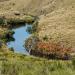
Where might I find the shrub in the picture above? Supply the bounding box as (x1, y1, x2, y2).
(33, 41, 72, 59)
(0, 18, 5, 25)
(1, 30, 15, 42)
(7, 19, 25, 25)
(0, 40, 2, 48)
(43, 35, 48, 41)
(7, 30, 15, 35)
(10, 47, 14, 52)
(24, 16, 35, 23)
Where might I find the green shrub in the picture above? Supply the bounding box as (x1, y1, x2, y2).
(7, 30, 15, 35)
(72, 58, 75, 69)
(1, 30, 15, 42)
(9, 47, 14, 52)
(24, 16, 35, 23)
(7, 19, 25, 25)
(0, 18, 5, 25)
(0, 40, 2, 48)
(43, 35, 48, 41)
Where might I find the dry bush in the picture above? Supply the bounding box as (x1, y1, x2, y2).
(35, 41, 72, 59)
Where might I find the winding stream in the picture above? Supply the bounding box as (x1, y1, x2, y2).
(7, 24, 32, 54)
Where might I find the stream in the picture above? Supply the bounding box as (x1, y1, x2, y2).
(7, 24, 32, 54)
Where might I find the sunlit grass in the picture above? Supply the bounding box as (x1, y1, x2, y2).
(0, 51, 75, 75)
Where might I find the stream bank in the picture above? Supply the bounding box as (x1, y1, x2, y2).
(7, 24, 32, 54)
(0, 14, 72, 60)
(0, 15, 36, 53)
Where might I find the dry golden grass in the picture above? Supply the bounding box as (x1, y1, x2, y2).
(0, 0, 75, 54)
(37, 0, 75, 53)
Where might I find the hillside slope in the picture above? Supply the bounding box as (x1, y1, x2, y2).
(0, 0, 74, 15)
(0, 0, 75, 51)
(38, 0, 75, 50)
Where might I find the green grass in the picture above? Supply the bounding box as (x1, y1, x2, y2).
(0, 51, 75, 75)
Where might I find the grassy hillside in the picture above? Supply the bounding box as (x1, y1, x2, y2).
(38, 0, 75, 51)
(0, 50, 75, 75)
(0, 0, 75, 15)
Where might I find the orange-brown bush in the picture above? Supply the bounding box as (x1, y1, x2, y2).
(35, 41, 72, 59)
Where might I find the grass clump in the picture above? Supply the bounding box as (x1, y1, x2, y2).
(0, 17, 5, 25)
(24, 15, 35, 23)
(1, 30, 15, 42)
(0, 59, 75, 75)
(7, 18, 25, 25)
(72, 58, 75, 69)
(43, 35, 48, 41)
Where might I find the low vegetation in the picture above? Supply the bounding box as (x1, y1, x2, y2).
(35, 41, 72, 59)
(7, 18, 25, 25)
(0, 15, 35, 27)
(43, 35, 49, 41)
(24, 15, 35, 23)
(0, 50, 75, 75)
(0, 17, 5, 25)
(25, 36, 73, 60)
(1, 30, 15, 42)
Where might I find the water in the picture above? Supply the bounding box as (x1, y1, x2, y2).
(7, 24, 32, 54)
